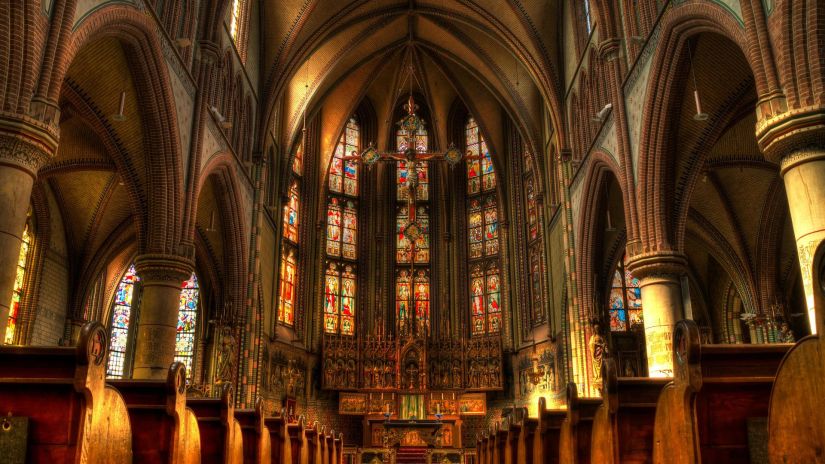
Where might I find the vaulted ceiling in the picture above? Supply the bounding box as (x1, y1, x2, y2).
(259, 0, 563, 160)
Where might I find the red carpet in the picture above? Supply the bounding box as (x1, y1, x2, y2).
(395, 447, 428, 464)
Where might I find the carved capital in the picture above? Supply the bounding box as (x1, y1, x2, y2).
(756, 105, 825, 164)
(0, 116, 58, 176)
(779, 147, 825, 175)
(134, 253, 194, 284)
(625, 250, 687, 281)
(597, 39, 622, 61)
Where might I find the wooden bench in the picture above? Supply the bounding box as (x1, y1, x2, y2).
(652, 319, 791, 463)
(332, 433, 342, 464)
(0, 321, 132, 463)
(531, 397, 565, 464)
(305, 423, 320, 464)
(590, 358, 669, 464)
(768, 242, 825, 463)
(558, 382, 601, 464)
(235, 398, 271, 464)
(264, 413, 290, 463)
(517, 409, 539, 463)
(188, 383, 244, 464)
(502, 407, 526, 464)
(109, 361, 200, 464)
(286, 417, 309, 464)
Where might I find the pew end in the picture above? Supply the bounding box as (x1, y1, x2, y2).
(236, 397, 271, 464)
(0, 321, 132, 463)
(188, 383, 244, 464)
(559, 382, 600, 464)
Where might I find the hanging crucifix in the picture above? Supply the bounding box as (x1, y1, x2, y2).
(343, 58, 482, 337)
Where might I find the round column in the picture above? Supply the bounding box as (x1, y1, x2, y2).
(626, 252, 688, 378)
(132, 254, 193, 379)
(778, 148, 825, 333)
(0, 120, 56, 339)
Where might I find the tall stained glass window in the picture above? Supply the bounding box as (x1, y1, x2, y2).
(523, 145, 547, 326)
(466, 117, 501, 336)
(324, 263, 356, 335)
(324, 116, 359, 336)
(583, 0, 592, 34)
(175, 273, 199, 380)
(280, 141, 302, 329)
(329, 118, 359, 197)
(107, 265, 140, 378)
(608, 253, 643, 332)
(5, 224, 31, 344)
(278, 248, 297, 326)
(230, 0, 243, 39)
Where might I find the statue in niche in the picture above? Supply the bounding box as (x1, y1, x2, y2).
(779, 322, 795, 343)
(324, 359, 335, 388)
(452, 360, 462, 388)
(384, 360, 394, 388)
(215, 326, 236, 384)
(589, 323, 608, 388)
(347, 359, 357, 387)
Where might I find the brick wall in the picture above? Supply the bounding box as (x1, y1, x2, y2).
(30, 249, 69, 345)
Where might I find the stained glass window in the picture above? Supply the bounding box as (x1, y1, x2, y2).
(529, 247, 545, 324)
(283, 180, 300, 243)
(329, 118, 359, 197)
(465, 118, 496, 195)
(4, 224, 31, 344)
(107, 265, 139, 378)
(396, 270, 411, 331)
(397, 127, 429, 200)
(292, 140, 303, 175)
(609, 253, 643, 332)
(466, 117, 502, 336)
(324, 263, 355, 335)
(583, 0, 592, 34)
(278, 247, 297, 326)
(526, 177, 539, 242)
(414, 271, 430, 331)
(396, 206, 430, 264)
(326, 198, 357, 260)
(175, 273, 199, 380)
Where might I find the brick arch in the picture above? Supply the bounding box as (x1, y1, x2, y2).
(62, 4, 184, 256)
(575, 152, 627, 322)
(194, 153, 249, 320)
(635, 5, 757, 254)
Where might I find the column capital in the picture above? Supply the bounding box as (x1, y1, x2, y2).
(625, 251, 687, 281)
(756, 105, 825, 164)
(134, 253, 193, 284)
(0, 115, 58, 176)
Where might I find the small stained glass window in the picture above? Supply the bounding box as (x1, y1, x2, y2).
(107, 265, 140, 378)
(175, 273, 199, 380)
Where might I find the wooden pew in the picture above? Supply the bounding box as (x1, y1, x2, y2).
(264, 413, 290, 464)
(188, 383, 244, 464)
(531, 397, 565, 464)
(305, 424, 320, 464)
(235, 398, 271, 464)
(324, 429, 335, 464)
(332, 433, 342, 464)
(476, 433, 487, 464)
(558, 382, 601, 464)
(589, 358, 669, 464)
(0, 321, 132, 463)
(768, 241, 825, 463)
(502, 408, 526, 464)
(652, 319, 791, 464)
(109, 361, 201, 464)
(286, 417, 309, 464)
(494, 422, 507, 464)
(517, 410, 539, 463)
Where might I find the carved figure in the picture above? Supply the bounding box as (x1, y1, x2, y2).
(216, 326, 236, 384)
(589, 323, 608, 387)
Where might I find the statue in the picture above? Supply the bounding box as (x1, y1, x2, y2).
(779, 322, 795, 343)
(216, 326, 236, 384)
(589, 323, 608, 388)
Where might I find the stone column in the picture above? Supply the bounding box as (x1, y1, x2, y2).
(626, 252, 688, 378)
(132, 254, 193, 379)
(776, 149, 825, 333)
(0, 120, 56, 338)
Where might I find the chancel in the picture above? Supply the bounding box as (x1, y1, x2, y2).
(1, 1, 825, 463)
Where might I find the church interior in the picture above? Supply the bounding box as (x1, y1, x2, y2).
(1, 0, 824, 463)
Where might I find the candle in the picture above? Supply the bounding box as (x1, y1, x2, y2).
(437, 403, 440, 415)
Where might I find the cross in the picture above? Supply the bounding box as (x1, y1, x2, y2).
(345, 92, 484, 337)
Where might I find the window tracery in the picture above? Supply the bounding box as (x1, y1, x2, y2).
(5, 223, 30, 344)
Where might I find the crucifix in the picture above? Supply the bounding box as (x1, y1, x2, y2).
(343, 56, 483, 337)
